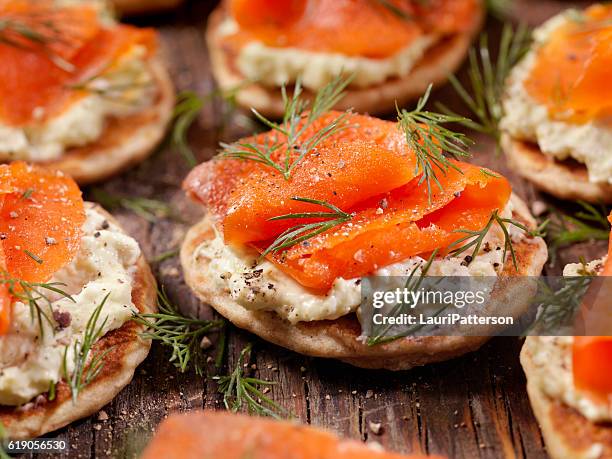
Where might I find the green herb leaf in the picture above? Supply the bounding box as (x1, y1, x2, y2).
(90, 188, 175, 223)
(132, 288, 224, 376)
(437, 23, 531, 153)
(215, 343, 288, 419)
(260, 197, 353, 259)
(448, 209, 533, 271)
(544, 202, 610, 266)
(0, 272, 74, 339)
(220, 74, 353, 180)
(397, 83, 473, 203)
(62, 293, 114, 403)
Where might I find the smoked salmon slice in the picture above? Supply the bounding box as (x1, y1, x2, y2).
(185, 112, 419, 244)
(0, 162, 85, 284)
(524, 4, 612, 124)
(258, 164, 511, 290)
(141, 411, 445, 459)
(226, 0, 479, 58)
(0, 0, 157, 126)
(572, 212, 612, 401)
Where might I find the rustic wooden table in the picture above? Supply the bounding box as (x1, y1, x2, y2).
(19, 1, 607, 457)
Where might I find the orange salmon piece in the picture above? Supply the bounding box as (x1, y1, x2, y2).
(141, 411, 445, 459)
(524, 4, 612, 124)
(0, 162, 85, 284)
(184, 112, 419, 244)
(224, 139, 417, 245)
(0, 0, 157, 126)
(573, 337, 612, 401)
(259, 164, 511, 290)
(227, 0, 478, 58)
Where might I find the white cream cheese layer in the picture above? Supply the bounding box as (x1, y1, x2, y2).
(0, 204, 141, 406)
(501, 11, 612, 185)
(194, 204, 521, 324)
(527, 336, 612, 423)
(220, 19, 436, 91)
(0, 45, 156, 162)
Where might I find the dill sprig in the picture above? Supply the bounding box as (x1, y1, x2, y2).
(0, 422, 8, 459)
(437, 23, 531, 152)
(260, 197, 353, 259)
(371, 0, 412, 20)
(397, 84, 473, 202)
(220, 75, 353, 180)
(527, 273, 593, 335)
(172, 84, 247, 168)
(132, 289, 224, 376)
(91, 188, 174, 223)
(486, 0, 513, 19)
(215, 343, 287, 419)
(62, 293, 114, 403)
(0, 272, 74, 339)
(68, 70, 153, 105)
(544, 202, 610, 266)
(448, 209, 536, 271)
(367, 250, 441, 346)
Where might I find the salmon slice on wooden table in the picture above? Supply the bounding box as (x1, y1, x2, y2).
(141, 411, 446, 459)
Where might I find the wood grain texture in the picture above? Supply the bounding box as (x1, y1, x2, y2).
(17, 0, 606, 457)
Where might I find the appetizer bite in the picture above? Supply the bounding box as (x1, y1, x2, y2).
(501, 4, 612, 203)
(181, 82, 547, 370)
(0, 0, 175, 184)
(207, 0, 483, 117)
(142, 410, 444, 459)
(0, 162, 157, 439)
(521, 213, 612, 459)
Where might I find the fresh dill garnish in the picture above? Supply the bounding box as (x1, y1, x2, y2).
(0, 422, 8, 459)
(448, 209, 536, 271)
(437, 23, 531, 152)
(527, 273, 593, 335)
(480, 168, 500, 178)
(48, 380, 57, 402)
(0, 17, 74, 72)
(260, 197, 353, 259)
(397, 84, 473, 202)
(149, 248, 179, 264)
(220, 75, 353, 180)
(215, 343, 287, 419)
(367, 250, 441, 346)
(21, 188, 34, 200)
(172, 84, 247, 168)
(62, 293, 114, 403)
(132, 289, 224, 376)
(68, 69, 153, 105)
(544, 202, 610, 266)
(485, 0, 513, 19)
(23, 249, 43, 264)
(91, 188, 175, 223)
(0, 272, 74, 339)
(372, 0, 412, 20)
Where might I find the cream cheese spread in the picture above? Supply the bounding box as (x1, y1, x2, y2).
(501, 12, 612, 185)
(220, 19, 436, 91)
(0, 204, 141, 406)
